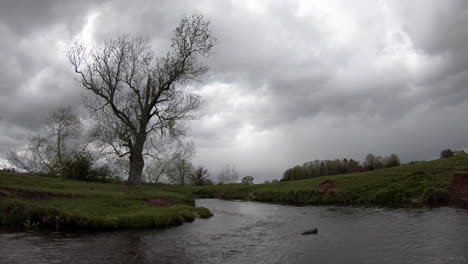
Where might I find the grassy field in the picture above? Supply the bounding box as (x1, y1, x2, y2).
(0, 172, 211, 230)
(185, 153, 468, 206)
(1, 154, 467, 231)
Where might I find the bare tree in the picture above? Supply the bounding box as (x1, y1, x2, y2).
(8, 106, 81, 175)
(7, 137, 49, 174)
(143, 140, 193, 183)
(217, 164, 239, 184)
(189, 166, 210, 186)
(165, 142, 195, 185)
(45, 106, 81, 168)
(67, 15, 216, 185)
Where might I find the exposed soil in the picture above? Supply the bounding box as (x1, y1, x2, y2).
(143, 197, 173, 207)
(448, 172, 468, 208)
(0, 187, 80, 200)
(318, 179, 336, 196)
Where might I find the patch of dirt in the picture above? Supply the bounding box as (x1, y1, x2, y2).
(143, 197, 173, 207)
(448, 172, 468, 208)
(0, 187, 80, 200)
(318, 179, 336, 196)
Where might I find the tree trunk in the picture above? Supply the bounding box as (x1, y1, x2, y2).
(127, 136, 146, 185)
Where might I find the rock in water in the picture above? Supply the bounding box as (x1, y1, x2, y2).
(302, 228, 318, 235)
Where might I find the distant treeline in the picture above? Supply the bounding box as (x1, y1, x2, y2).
(281, 153, 400, 181)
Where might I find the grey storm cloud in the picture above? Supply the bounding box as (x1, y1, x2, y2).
(0, 0, 467, 181)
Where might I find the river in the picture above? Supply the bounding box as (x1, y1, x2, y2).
(1, 199, 468, 264)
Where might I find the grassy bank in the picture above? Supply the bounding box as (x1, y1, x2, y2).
(187, 154, 468, 206)
(2, 154, 466, 231)
(0, 172, 211, 231)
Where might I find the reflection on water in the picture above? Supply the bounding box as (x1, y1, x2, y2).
(1, 199, 468, 264)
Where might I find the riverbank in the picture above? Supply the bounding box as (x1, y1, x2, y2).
(0, 172, 211, 231)
(2, 154, 467, 231)
(188, 154, 468, 207)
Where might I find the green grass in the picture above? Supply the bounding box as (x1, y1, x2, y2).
(0, 172, 212, 230)
(185, 153, 468, 206)
(1, 154, 466, 231)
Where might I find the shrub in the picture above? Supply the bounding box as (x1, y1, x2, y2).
(89, 165, 113, 183)
(62, 152, 92, 181)
(62, 152, 113, 183)
(241, 176, 254, 185)
(440, 149, 454, 159)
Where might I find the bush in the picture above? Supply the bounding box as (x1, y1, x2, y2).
(62, 152, 113, 183)
(241, 176, 254, 185)
(62, 152, 92, 181)
(89, 165, 113, 183)
(440, 149, 454, 159)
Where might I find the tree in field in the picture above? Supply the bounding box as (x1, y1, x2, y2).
(386, 153, 400, 167)
(8, 106, 81, 175)
(143, 140, 193, 184)
(241, 176, 254, 185)
(189, 166, 210, 186)
(45, 106, 81, 169)
(67, 15, 216, 185)
(364, 153, 376, 171)
(373, 155, 385, 169)
(217, 164, 239, 184)
(164, 142, 195, 185)
(168, 157, 193, 185)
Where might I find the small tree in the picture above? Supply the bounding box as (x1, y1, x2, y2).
(189, 166, 210, 186)
(46, 106, 81, 169)
(8, 106, 81, 176)
(241, 176, 254, 185)
(373, 156, 385, 169)
(386, 154, 401, 167)
(143, 140, 193, 183)
(217, 164, 239, 184)
(165, 143, 195, 185)
(364, 153, 376, 171)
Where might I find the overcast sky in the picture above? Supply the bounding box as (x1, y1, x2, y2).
(1, 0, 467, 182)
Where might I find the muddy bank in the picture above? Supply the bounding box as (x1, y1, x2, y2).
(0, 187, 81, 199)
(143, 197, 173, 207)
(449, 172, 468, 208)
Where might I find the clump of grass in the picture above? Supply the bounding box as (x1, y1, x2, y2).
(369, 184, 410, 205)
(23, 220, 40, 231)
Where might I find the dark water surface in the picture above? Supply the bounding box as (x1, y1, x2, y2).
(1, 199, 468, 264)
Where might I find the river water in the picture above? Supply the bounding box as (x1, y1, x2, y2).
(1, 199, 468, 264)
